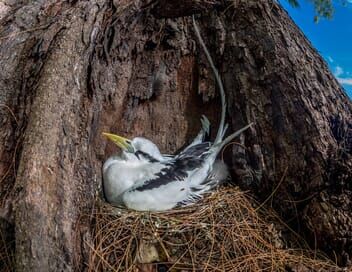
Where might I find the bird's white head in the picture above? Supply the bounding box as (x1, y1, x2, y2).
(102, 133, 164, 162)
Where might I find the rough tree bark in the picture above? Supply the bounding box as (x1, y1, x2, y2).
(0, 0, 351, 270)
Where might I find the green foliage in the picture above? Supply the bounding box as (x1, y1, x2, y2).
(286, 0, 334, 21)
(310, 0, 334, 21)
(286, 0, 300, 8)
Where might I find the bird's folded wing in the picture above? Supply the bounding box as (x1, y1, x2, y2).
(120, 143, 214, 211)
(177, 142, 211, 159)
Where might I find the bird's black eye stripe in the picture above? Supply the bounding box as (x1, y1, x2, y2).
(126, 140, 131, 144)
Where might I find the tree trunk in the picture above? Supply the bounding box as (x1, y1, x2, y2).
(0, 0, 351, 270)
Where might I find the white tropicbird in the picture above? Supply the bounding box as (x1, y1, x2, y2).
(102, 16, 253, 211)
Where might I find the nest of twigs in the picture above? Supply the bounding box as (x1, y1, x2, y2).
(87, 186, 339, 271)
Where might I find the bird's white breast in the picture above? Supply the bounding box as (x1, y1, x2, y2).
(102, 156, 165, 205)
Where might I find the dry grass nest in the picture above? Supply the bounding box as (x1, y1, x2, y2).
(87, 186, 340, 271)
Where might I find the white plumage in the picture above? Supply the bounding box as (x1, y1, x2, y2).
(102, 17, 252, 211)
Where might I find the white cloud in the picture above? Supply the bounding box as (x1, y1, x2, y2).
(327, 56, 334, 63)
(333, 65, 352, 85)
(337, 78, 352, 85)
(334, 66, 344, 77)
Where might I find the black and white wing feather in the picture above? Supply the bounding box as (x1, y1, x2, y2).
(121, 142, 217, 211)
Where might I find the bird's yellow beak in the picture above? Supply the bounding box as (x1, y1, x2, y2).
(102, 132, 133, 152)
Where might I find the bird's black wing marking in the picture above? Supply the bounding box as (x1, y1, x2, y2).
(177, 142, 212, 159)
(133, 143, 211, 192)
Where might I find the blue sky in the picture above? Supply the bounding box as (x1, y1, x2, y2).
(279, 0, 352, 97)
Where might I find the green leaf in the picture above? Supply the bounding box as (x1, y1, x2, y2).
(286, 0, 334, 20)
